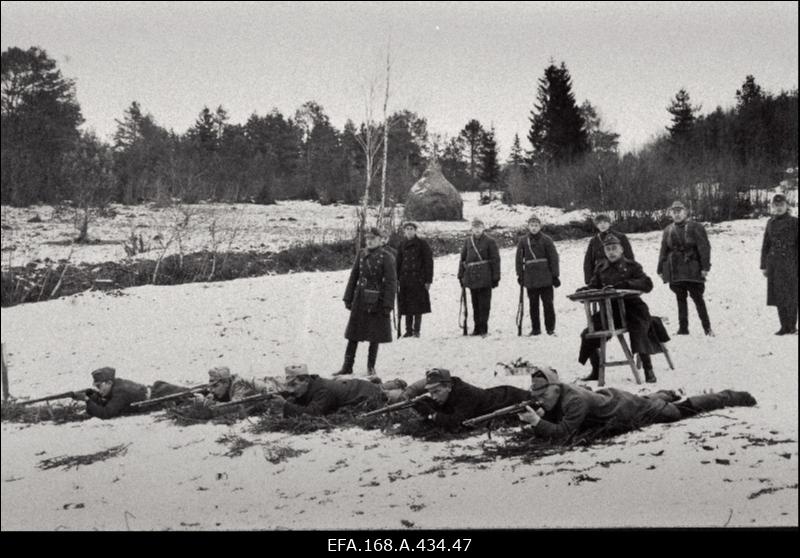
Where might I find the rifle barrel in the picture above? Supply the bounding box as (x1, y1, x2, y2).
(18, 390, 87, 406)
(131, 384, 209, 408)
(463, 400, 539, 427)
(360, 393, 430, 418)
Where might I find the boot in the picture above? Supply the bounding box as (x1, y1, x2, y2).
(333, 348, 355, 376)
(679, 390, 756, 417)
(580, 352, 600, 382)
(367, 367, 377, 376)
(644, 368, 657, 383)
(402, 331, 414, 338)
(774, 327, 787, 336)
(704, 328, 715, 337)
(675, 327, 689, 335)
(413, 315, 422, 338)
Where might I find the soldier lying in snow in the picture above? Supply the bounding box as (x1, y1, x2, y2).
(70, 367, 186, 419)
(515, 367, 757, 443)
(402, 368, 530, 430)
(199, 366, 284, 405)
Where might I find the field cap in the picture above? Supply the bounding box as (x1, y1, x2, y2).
(424, 368, 452, 389)
(91, 367, 116, 383)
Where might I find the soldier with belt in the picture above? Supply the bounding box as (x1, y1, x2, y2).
(516, 215, 560, 336)
(760, 193, 798, 335)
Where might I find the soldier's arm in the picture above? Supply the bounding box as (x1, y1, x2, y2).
(283, 388, 336, 417)
(489, 239, 501, 282)
(85, 392, 133, 420)
(587, 266, 603, 289)
(532, 397, 589, 442)
(582, 241, 594, 285)
(343, 255, 360, 305)
(656, 229, 669, 275)
(760, 221, 770, 270)
(624, 262, 654, 293)
(423, 240, 434, 284)
(547, 237, 560, 278)
(696, 223, 711, 271)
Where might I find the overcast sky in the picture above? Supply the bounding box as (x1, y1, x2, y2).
(2, 1, 798, 156)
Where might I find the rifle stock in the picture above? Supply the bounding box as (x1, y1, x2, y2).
(130, 384, 210, 409)
(462, 399, 541, 428)
(460, 287, 468, 336)
(19, 389, 96, 406)
(360, 393, 431, 418)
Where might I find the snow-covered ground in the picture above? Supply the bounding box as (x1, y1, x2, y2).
(0, 192, 590, 269)
(1, 217, 797, 530)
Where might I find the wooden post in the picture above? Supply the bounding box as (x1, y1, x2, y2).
(1, 343, 10, 402)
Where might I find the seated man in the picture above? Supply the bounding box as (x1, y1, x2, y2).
(517, 367, 756, 443)
(200, 366, 282, 405)
(412, 368, 531, 430)
(274, 364, 385, 417)
(578, 233, 669, 383)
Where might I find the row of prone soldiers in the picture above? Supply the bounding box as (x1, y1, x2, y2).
(334, 195, 798, 380)
(62, 363, 757, 445)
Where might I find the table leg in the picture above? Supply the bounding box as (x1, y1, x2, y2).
(617, 334, 642, 384)
(661, 342, 675, 370)
(598, 338, 607, 387)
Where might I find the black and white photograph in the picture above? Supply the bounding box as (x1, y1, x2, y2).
(0, 1, 797, 533)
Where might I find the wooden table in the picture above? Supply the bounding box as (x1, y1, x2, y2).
(567, 288, 644, 386)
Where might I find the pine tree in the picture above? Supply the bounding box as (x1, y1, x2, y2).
(736, 75, 764, 111)
(479, 126, 500, 185)
(580, 101, 619, 153)
(666, 88, 699, 141)
(459, 119, 485, 179)
(508, 133, 525, 166)
(527, 62, 589, 165)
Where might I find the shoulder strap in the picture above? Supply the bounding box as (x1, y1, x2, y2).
(526, 236, 538, 260)
(470, 236, 484, 261)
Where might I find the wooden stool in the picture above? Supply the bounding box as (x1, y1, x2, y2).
(568, 289, 642, 387)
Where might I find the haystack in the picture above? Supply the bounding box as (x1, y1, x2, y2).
(404, 163, 463, 221)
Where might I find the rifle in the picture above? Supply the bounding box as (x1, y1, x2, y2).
(19, 388, 97, 406)
(462, 399, 542, 428)
(459, 287, 468, 336)
(212, 391, 282, 412)
(360, 393, 431, 418)
(516, 284, 524, 336)
(130, 384, 210, 409)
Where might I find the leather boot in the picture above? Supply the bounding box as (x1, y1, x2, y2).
(580, 352, 600, 382)
(333, 349, 355, 376)
(644, 368, 657, 383)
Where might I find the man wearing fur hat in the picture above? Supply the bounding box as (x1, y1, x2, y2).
(410, 368, 529, 430)
(583, 213, 635, 285)
(516, 215, 560, 335)
(458, 218, 501, 335)
(760, 194, 798, 335)
(657, 201, 714, 336)
(578, 234, 669, 383)
(396, 221, 434, 338)
(335, 227, 397, 376)
(516, 368, 756, 443)
(274, 364, 385, 416)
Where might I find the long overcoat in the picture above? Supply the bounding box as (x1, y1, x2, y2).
(344, 247, 397, 343)
(760, 213, 798, 307)
(396, 236, 433, 315)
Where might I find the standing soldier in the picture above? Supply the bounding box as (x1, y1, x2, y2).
(516, 216, 560, 335)
(458, 218, 501, 336)
(583, 213, 635, 285)
(657, 201, 714, 336)
(761, 194, 798, 335)
(335, 227, 397, 376)
(396, 221, 434, 338)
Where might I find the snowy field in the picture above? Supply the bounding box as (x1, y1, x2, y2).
(1, 217, 797, 530)
(0, 192, 590, 269)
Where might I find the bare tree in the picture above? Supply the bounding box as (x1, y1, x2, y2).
(378, 41, 392, 230)
(351, 78, 384, 252)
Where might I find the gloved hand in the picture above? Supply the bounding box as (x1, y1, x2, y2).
(552, 277, 561, 288)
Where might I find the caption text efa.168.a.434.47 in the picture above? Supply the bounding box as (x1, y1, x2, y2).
(327, 539, 473, 552)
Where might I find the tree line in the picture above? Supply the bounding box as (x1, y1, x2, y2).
(2, 46, 797, 224)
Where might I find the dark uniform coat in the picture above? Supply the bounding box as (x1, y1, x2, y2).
(760, 213, 798, 307)
(533, 384, 677, 443)
(283, 375, 384, 417)
(458, 233, 501, 287)
(579, 257, 667, 361)
(583, 230, 635, 284)
(344, 246, 397, 343)
(85, 378, 148, 419)
(417, 377, 530, 430)
(657, 221, 711, 284)
(515, 232, 560, 288)
(396, 236, 434, 315)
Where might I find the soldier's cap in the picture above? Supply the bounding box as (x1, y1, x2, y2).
(772, 193, 788, 204)
(471, 218, 484, 227)
(402, 221, 418, 230)
(91, 367, 116, 383)
(593, 213, 611, 223)
(365, 227, 384, 238)
(669, 201, 686, 210)
(285, 364, 309, 379)
(529, 366, 559, 392)
(208, 366, 232, 383)
(527, 215, 542, 224)
(424, 368, 452, 389)
(602, 233, 622, 247)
